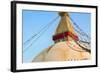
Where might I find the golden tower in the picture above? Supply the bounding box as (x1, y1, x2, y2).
(53, 12, 78, 43)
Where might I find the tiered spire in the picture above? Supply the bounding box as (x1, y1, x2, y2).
(53, 12, 79, 43)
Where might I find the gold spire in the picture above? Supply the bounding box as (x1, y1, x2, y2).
(53, 12, 78, 42)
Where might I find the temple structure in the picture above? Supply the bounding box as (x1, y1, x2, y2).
(32, 12, 91, 62)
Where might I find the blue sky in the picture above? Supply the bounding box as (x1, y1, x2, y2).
(22, 10, 91, 63)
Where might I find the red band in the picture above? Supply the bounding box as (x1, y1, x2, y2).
(53, 31, 79, 41)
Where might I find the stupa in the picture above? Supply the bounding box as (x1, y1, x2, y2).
(32, 12, 91, 62)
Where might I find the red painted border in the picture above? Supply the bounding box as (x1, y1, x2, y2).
(53, 31, 79, 41)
